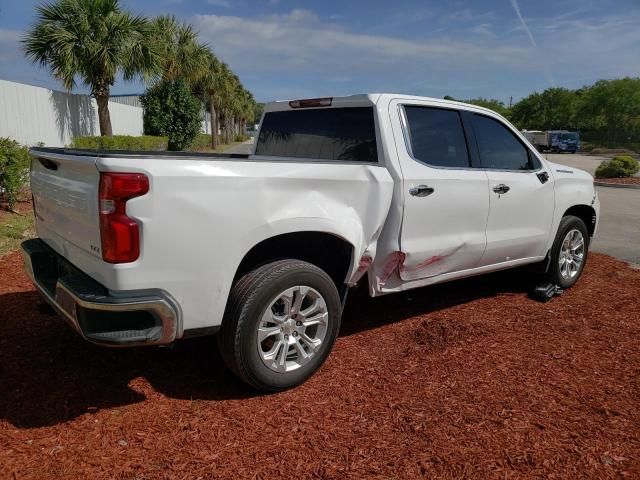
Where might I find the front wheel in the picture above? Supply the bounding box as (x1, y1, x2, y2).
(545, 215, 590, 289)
(218, 259, 342, 391)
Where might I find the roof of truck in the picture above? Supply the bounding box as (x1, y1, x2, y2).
(264, 93, 502, 118)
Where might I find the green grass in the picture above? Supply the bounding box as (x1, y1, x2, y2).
(0, 211, 34, 257)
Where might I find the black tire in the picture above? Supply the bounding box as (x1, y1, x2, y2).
(546, 215, 590, 289)
(218, 259, 341, 391)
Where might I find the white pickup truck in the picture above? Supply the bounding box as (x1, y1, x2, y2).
(23, 94, 599, 390)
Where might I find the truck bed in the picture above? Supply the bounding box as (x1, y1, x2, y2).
(31, 147, 251, 160)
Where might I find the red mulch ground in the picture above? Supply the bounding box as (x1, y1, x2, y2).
(596, 177, 640, 186)
(0, 199, 33, 221)
(1, 251, 639, 479)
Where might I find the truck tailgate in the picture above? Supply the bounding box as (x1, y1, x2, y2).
(30, 150, 102, 259)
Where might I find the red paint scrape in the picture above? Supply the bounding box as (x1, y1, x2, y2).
(356, 254, 373, 275)
(378, 245, 466, 283)
(379, 251, 406, 282)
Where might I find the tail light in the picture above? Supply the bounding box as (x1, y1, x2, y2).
(99, 172, 149, 263)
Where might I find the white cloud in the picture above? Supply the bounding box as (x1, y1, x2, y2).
(193, 9, 530, 74)
(509, 0, 537, 47)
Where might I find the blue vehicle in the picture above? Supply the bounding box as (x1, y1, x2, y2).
(522, 130, 580, 153)
(548, 130, 580, 153)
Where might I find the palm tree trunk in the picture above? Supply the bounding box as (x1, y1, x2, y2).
(95, 94, 113, 137)
(209, 94, 217, 150)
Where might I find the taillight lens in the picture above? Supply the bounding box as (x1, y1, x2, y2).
(99, 172, 149, 263)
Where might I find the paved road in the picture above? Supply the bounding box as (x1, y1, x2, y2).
(547, 153, 640, 266)
(224, 139, 254, 154)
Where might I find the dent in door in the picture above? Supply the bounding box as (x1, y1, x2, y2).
(376, 243, 466, 285)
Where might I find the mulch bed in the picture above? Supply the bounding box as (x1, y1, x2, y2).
(0, 199, 33, 221)
(596, 177, 640, 185)
(0, 251, 639, 479)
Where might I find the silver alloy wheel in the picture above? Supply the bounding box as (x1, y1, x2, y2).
(559, 228, 585, 280)
(257, 286, 329, 373)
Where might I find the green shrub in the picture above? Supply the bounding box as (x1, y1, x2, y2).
(595, 155, 640, 178)
(234, 133, 250, 142)
(613, 155, 640, 175)
(591, 148, 637, 156)
(0, 138, 30, 210)
(188, 133, 215, 152)
(141, 80, 202, 151)
(71, 135, 167, 150)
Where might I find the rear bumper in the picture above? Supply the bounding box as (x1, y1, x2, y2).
(21, 238, 180, 347)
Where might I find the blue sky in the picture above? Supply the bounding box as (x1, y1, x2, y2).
(1, 0, 638, 103)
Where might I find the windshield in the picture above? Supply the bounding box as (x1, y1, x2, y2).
(560, 132, 579, 141)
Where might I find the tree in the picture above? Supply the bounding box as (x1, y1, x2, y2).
(23, 0, 160, 136)
(253, 103, 265, 126)
(151, 15, 209, 87)
(193, 52, 223, 149)
(141, 79, 202, 151)
(510, 88, 578, 131)
(577, 78, 640, 147)
(443, 96, 511, 118)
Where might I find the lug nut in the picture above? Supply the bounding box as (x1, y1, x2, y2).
(284, 334, 289, 340)
(296, 321, 302, 327)
(292, 332, 298, 337)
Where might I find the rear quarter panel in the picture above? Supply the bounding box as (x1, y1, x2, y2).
(96, 156, 394, 332)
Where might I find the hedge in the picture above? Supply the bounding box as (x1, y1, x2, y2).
(0, 138, 30, 210)
(71, 135, 168, 151)
(595, 155, 640, 178)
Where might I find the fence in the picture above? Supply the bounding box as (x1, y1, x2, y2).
(0, 79, 145, 147)
(0, 79, 213, 147)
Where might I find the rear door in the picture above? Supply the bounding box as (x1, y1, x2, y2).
(467, 113, 555, 266)
(391, 101, 490, 281)
(30, 150, 102, 258)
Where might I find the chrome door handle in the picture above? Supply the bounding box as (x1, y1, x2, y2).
(492, 184, 510, 194)
(409, 185, 435, 197)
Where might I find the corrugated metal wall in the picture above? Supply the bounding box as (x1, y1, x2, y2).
(109, 94, 143, 108)
(0, 79, 143, 147)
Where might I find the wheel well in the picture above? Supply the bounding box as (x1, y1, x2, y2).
(564, 205, 596, 236)
(233, 232, 354, 290)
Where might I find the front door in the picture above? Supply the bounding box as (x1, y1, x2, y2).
(392, 102, 490, 281)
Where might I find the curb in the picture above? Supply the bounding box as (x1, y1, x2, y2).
(594, 181, 640, 190)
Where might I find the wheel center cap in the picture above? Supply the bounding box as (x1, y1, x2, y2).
(282, 319, 295, 336)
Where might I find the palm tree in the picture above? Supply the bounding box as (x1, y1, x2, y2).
(23, 0, 160, 136)
(151, 15, 210, 87)
(193, 52, 222, 149)
(212, 62, 236, 145)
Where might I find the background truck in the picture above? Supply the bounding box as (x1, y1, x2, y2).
(23, 94, 599, 390)
(522, 129, 580, 153)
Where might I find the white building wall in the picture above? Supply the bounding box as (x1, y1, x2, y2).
(0, 79, 143, 147)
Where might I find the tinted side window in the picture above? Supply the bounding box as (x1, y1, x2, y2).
(404, 106, 470, 168)
(255, 107, 377, 162)
(472, 114, 532, 170)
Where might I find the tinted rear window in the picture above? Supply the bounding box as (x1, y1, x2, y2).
(404, 106, 470, 168)
(255, 107, 378, 162)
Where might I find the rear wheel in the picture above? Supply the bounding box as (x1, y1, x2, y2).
(218, 259, 341, 391)
(545, 215, 589, 288)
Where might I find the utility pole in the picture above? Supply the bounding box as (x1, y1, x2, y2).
(509, 96, 513, 108)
